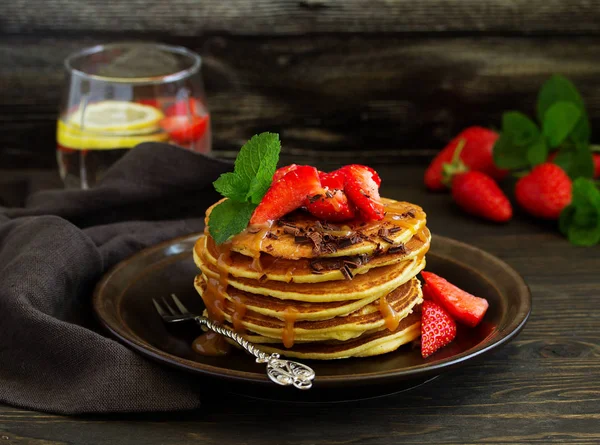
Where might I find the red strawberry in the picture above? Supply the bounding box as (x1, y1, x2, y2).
(273, 164, 299, 182)
(342, 164, 385, 220)
(425, 127, 507, 191)
(515, 163, 572, 220)
(450, 171, 512, 223)
(306, 170, 356, 221)
(421, 300, 457, 358)
(548, 152, 600, 179)
(421, 271, 489, 327)
(251, 165, 321, 225)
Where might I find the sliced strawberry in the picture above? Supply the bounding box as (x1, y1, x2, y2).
(273, 164, 299, 183)
(421, 282, 433, 300)
(421, 300, 457, 358)
(421, 271, 489, 327)
(165, 98, 206, 117)
(306, 189, 356, 221)
(160, 115, 209, 144)
(250, 166, 322, 225)
(342, 164, 385, 220)
(319, 169, 345, 189)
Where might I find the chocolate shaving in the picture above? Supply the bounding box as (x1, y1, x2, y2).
(258, 274, 269, 283)
(265, 245, 274, 252)
(247, 227, 261, 234)
(340, 265, 353, 280)
(284, 226, 301, 236)
(381, 235, 395, 244)
(388, 244, 407, 254)
(307, 232, 324, 254)
(389, 227, 402, 234)
(321, 243, 338, 255)
(266, 232, 279, 240)
(343, 259, 360, 269)
(325, 190, 334, 199)
(294, 235, 312, 244)
(378, 227, 389, 237)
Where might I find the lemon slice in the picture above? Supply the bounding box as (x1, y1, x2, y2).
(66, 100, 164, 133)
(57, 121, 169, 150)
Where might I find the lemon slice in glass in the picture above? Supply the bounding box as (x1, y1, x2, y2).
(66, 100, 164, 133)
(57, 121, 169, 150)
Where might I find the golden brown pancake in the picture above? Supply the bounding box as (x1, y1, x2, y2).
(195, 275, 423, 342)
(195, 227, 430, 284)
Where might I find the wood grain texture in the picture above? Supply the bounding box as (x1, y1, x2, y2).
(0, 165, 599, 444)
(2, 0, 600, 36)
(2, 36, 600, 168)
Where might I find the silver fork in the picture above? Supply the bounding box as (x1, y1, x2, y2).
(152, 294, 316, 390)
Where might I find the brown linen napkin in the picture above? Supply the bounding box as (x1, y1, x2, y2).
(0, 143, 231, 414)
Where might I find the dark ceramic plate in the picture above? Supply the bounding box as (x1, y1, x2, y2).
(93, 234, 531, 402)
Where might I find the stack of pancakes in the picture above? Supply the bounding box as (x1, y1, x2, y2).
(193, 197, 430, 359)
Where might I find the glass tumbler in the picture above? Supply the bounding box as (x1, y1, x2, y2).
(57, 43, 211, 189)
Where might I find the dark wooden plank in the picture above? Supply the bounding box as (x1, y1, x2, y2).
(1, 0, 600, 36)
(2, 36, 600, 169)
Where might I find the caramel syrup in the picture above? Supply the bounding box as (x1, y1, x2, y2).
(231, 295, 247, 333)
(203, 278, 227, 323)
(379, 294, 401, 331)
(192, 332, 231, 356)
(282, 307, 299, 348)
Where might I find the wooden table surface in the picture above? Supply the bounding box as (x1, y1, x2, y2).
(0, 165, 599, 445)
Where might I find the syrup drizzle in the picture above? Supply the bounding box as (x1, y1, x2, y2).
(231, 295, 247, 333)
(192, 332, 231, 356)
(282, 307, 299, 348)
(379, 294, 401, 331)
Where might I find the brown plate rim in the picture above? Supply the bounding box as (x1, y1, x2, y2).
(92, 233, 531, 386)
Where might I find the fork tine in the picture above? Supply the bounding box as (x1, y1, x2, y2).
(161, 297, 177, 315)
(152, 298, 167, 318)
(170, 294, 190, 315)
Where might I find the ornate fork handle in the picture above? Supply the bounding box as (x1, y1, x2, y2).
(195, 316, 315, 390)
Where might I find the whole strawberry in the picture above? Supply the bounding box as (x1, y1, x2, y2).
(421, 300, 457, 358)
(450, 171, 513, 223)
(515, 163, 572, 220)
(424, 126, 507, 191)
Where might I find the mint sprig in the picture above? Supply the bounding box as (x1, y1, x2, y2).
(493, 75, 594, 180)
(208, 132, 281, 244)
(559, 178, 600, 246)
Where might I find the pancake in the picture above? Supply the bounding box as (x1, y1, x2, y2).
(195, 276, 423, 343)
(204, 197, 426, 259)
(194, 193, 430, 360)
(199, 249, 426, 302)
(195, 227, 431, 284)
(240, 312, 421, 360)
(195, 260, 423, 320)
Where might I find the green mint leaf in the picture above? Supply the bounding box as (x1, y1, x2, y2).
(537, 75, 586, 122)
(493, 112, 541, 169)
(236, 133, 281, 203)
(536, 75, 591, 144)
(213, 172, 250, 202)
(212, 132, 281, 205)
(208, 199, 257, 245)
(553, 142, 594, 179)
(526, 138, 548, 166)
(559, 178, 600, 246)
(542, 101, 582, 148)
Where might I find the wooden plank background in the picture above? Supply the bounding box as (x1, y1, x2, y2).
(1, 0, 600, 169)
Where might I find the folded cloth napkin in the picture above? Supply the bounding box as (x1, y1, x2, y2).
(0, 143, 231, 414)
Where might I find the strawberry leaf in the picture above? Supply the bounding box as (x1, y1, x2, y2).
(208, 199, 257, 245)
